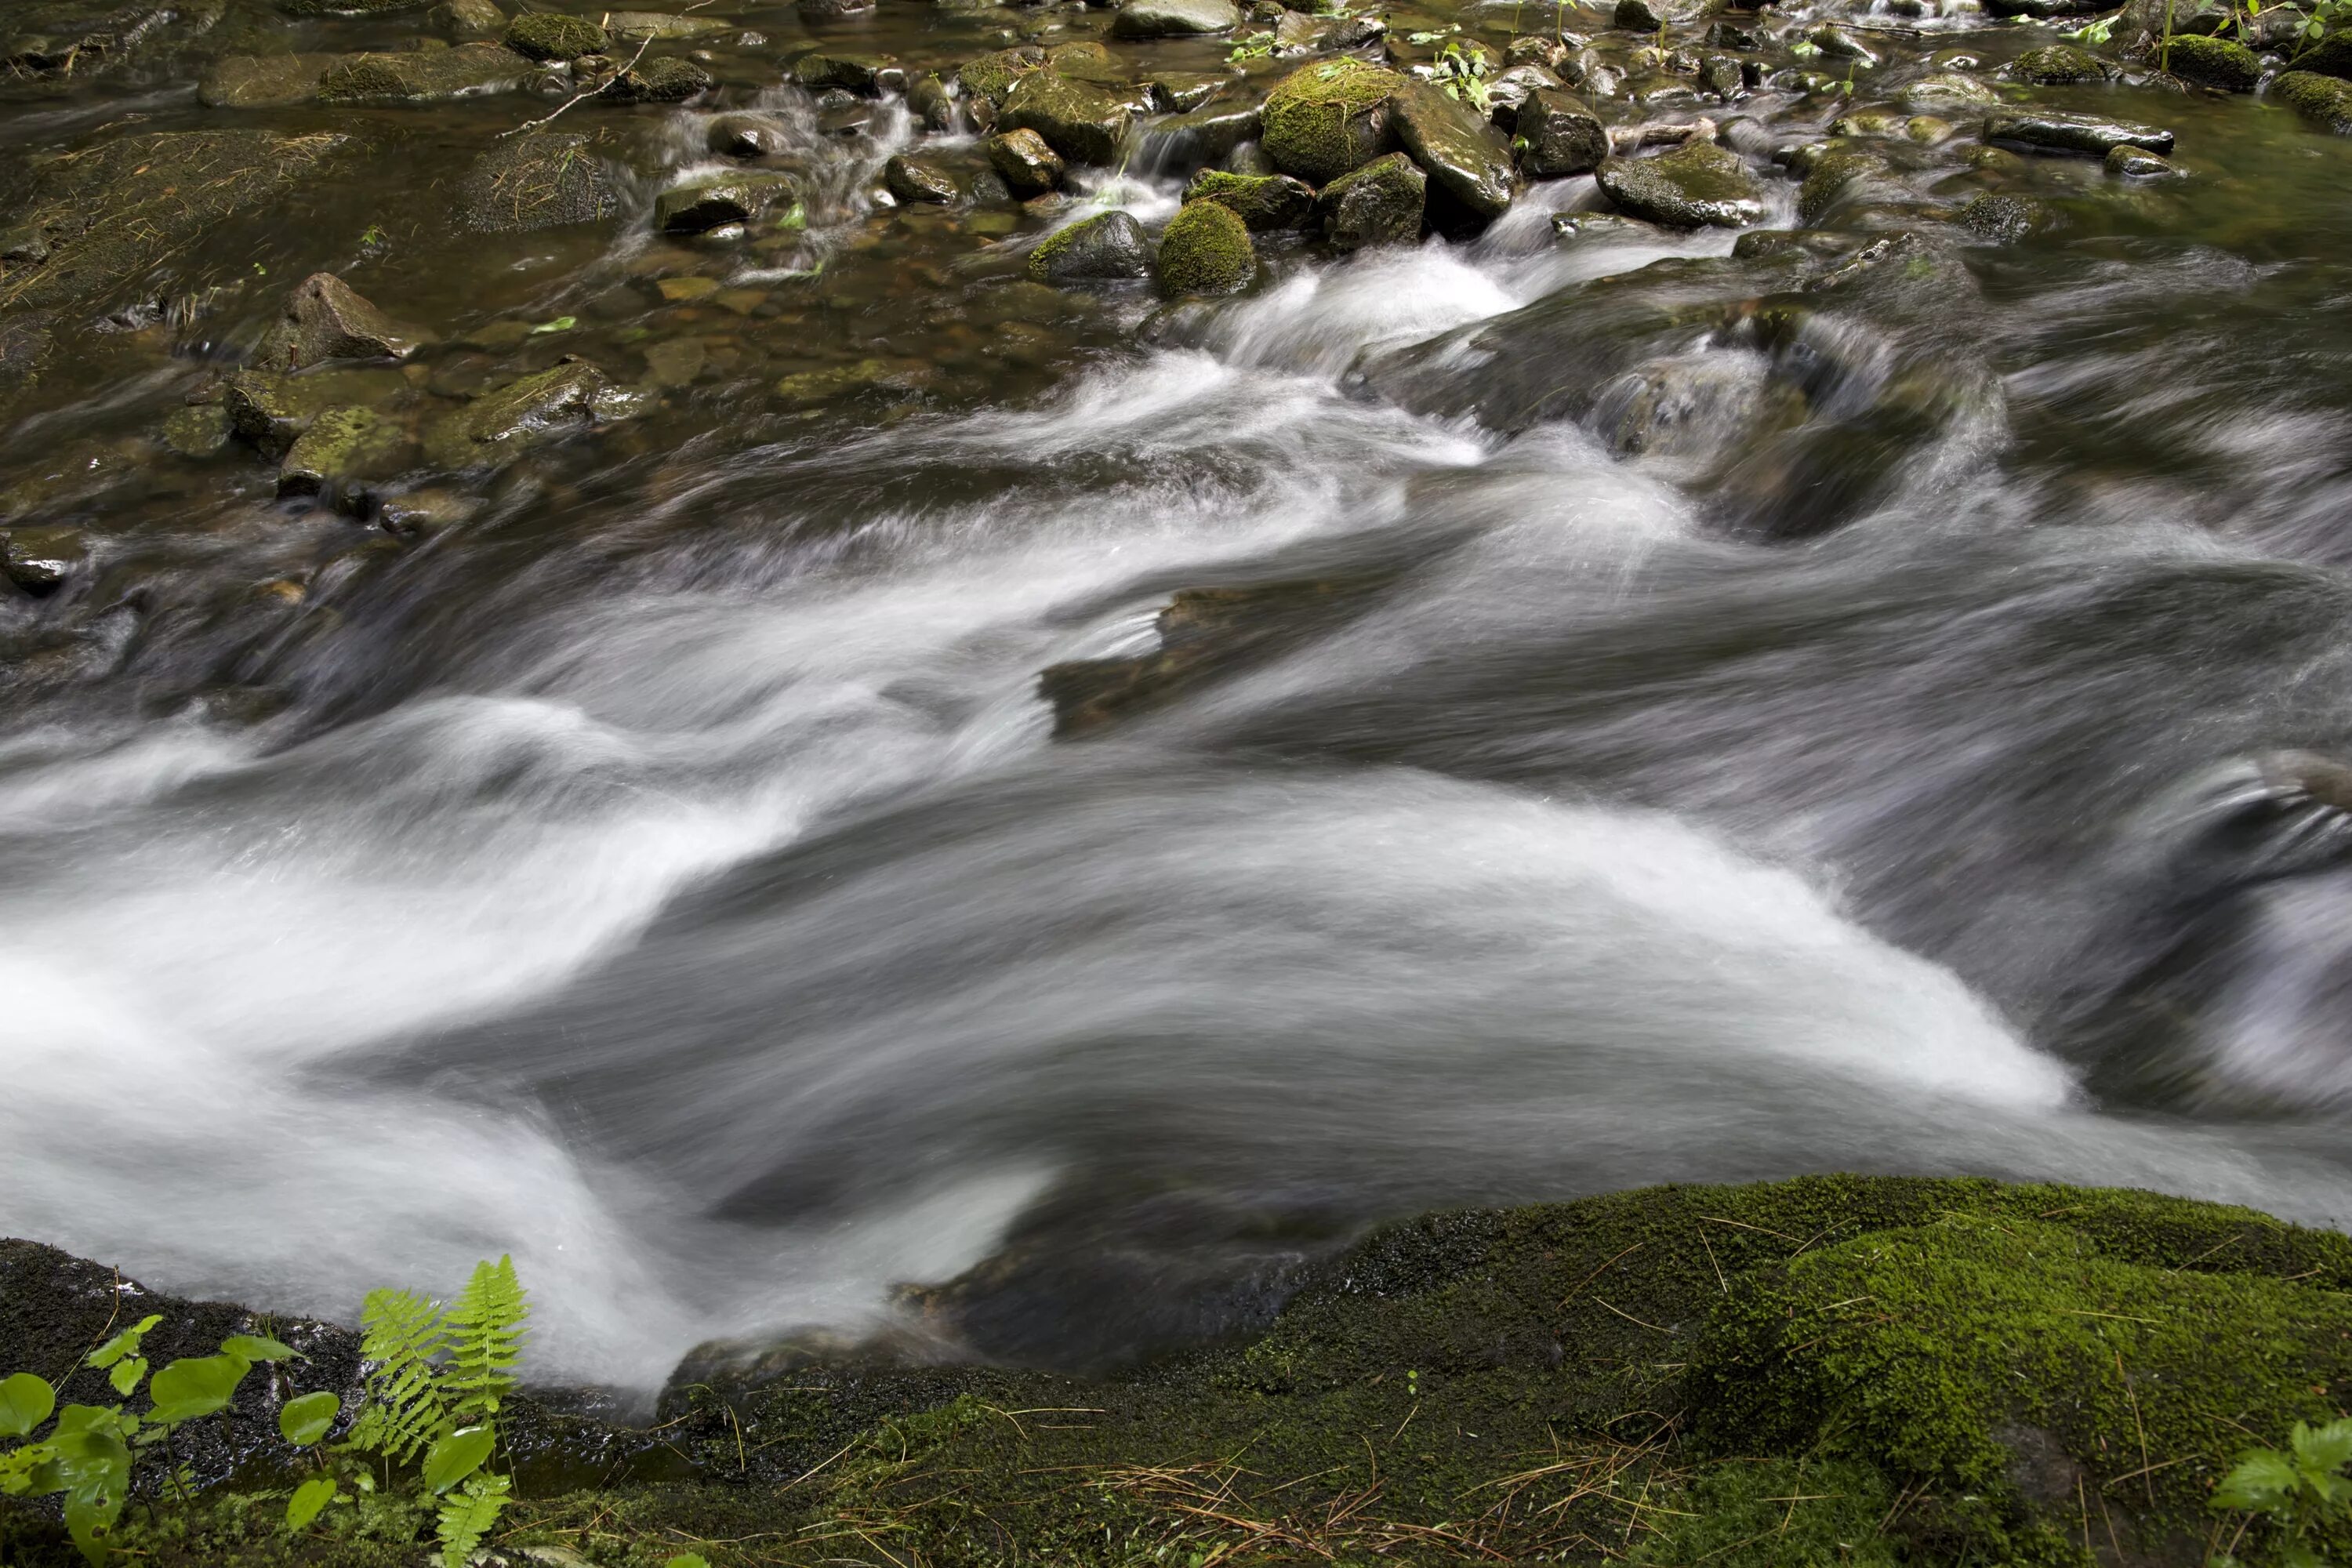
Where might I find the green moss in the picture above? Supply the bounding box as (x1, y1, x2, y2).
(2166, 31, 2260, 89)
(1155, 200, 1255, 296)
(1629, 1457, 1902, 1566)
(503, 12, 608, 60)
(1261, 57, 1405, 184)
(2015, 43, 2107, 84)
(957, 45, 1044, 105)
(1182, 169, 1314, 230)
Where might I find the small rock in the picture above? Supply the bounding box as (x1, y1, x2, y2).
(2, 525, 85, 591)
(257, 274, 429, 370)
(426, 0, 506, 40)
(504, 12, 608, 59)
(1182, 169, 1316, 230)
(1389, 80, 1515, 222)
(884, 154, 960, 205)
(654, 172, 800, 233)
(1983, 109, 2174, 156)
(2105, 142, 2183, 176)
(1614, 0, 1666, 29)
(1956, 191, 2064, 241)
(796, 49, 895, 93)
(1704, 18, 1758, 47)
(707, 113, 787, 157)
(604, 10, 735, 38)
(599, 55, 712, 103)
(959, 45, 1047, 107)
(2163, 33, 2259, 90)
(1806, 24, 1878, 63)
(1261, 57, 1406, 184)
(421, 361, 608, 469)
(458, 132, 620, 232)
(2013, 43, 2107, 84)
(641, 337, 706, 387)
(1485, 64, 1563, 129)
(377, 488, 479, 535)
(1112, 0, 1241, 37)
(987, 128, 1065, 195)
(1149, 73, 1226, 112)
(1156, 198, 1257, 296)
(1517, 87, 1609, 177)
(318, 42, 539, 103)
(1316, 150, 1426, 249)
(162, 403, 234, 459)
(909, 73, 957, 130)
(1595, 140, 1763, 227)
(1027, 209, 1152, 283)
(1000, 71, 1133, 165)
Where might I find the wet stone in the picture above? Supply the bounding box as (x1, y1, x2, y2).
(257, 273, 430, 371)
(2014, 43, 2107, 84)
(797, 49, 896, 93)
(2277, 70, 2352, 132)
(458, 132, 620, 233)
(1486, 64, 1563, 129)
(1262, 57, 1404, 184)
(1139, 101, 1265, 172)
(1000, 71, 1133, 166)
(161, 403, 234, 459)
(1183, 169, 1316, 230)
(1901, 71, 1996, 111)
(987, 128, 1065, 195)
(278, 405, 416, 507)
(426, 0, 506, 39)
(1389, 80, 1515, 222)
(376, 487, 479, 535)
(1517, 87, 1609, 177)
(885, 155, 960, 205)
(641, 337, 707, 387)
(1596, 140, 1764, 227)
(1027, 210, 1152, 284)
(1112, 0, 1242, 38)
(605, 10, 734, 38)
(1957, 191, 2065, 241)
(1984, 110, 2175, 156)
(2164, 33, 2259, 90)
(908, 74, 956, 131)
(655, 172, 800, 234)
(1157, 198, 1256, 296)
(318, 42, 540, 102)
(599, 55, 711, 102)
(2, 525, 86, 592)
(1698, 54, 1744, 98)
(1148, 73, 1226, 112)
(1806, 25, 1878, 64)
(504, 12, 607, 59)
(421, 361, 610, 469)
(198, 53, 337, 108)
(2106, 142, 2183, 176)
(959, 45, 1046, 107)
(707, 113, 787, 157)
(1316, 150, 1426, 250)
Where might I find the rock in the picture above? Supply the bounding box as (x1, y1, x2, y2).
(708, 113, 787, 157)
(1027, 210, 1152, 283)
(2276, 70, 2352, 133)
(1517, 87, 1609, 177)
(503, 11, 606, 59)
(959, 45, 1046, 107)
(278, 405, 415, 506)
(2163, 33, 2259, 90)
(654, 172, 801, 233)
(884, 155, 959, 205)
(1000, 71, 1133, 165)
(1111, 0, 1240, 37)
(1983, 0, 2107, 16)
(796, 49, 895, 93)
(908, 73, 956, 130)
(1389, 80, 1515, 222)
(2119, 0, 2231, 39)
(1147, 72, 1225, 112)
(1901, 71, 1997, 111)
(1182, 169, 1315, 229)
(1138, 101, 1265, 171)
(2013, 43, 2107, 83)
(641, 337, 706, 387)
(257, 273, 429, 370)
(421, 361, 609, 469)
(1793, 140, 1893, 223)
(1614, 0, 1667, 28)
(1262, 58, 1406, 184)
(1704, 18, 1757, 47)
(987, 128, 1065, 195)
(318, 42, 539, 101)
(2, 525, 87, 590)
(223, 369, 354, 459)
(162, 403, 234, 459)
(457, 132, 620, 232)
(2105, 142, 2183, 176)
(197, 53, 337, 108)
(771, 358, 927, 407)
(2292, 30, 2352, 78)
(377, 487, 480, 535)
(426, 0, 506, 39)
(1485, 63, 1563, 129)
(1983, 109, 2174, 156)
(1955, 191, 2064, 241)
(1596, 140, 1762, 227)
(1697, 53, 1744, 98)
(1156, 198, 1255, 296)
(599, 55, 711, 102)
(1806, 24, 1878, 63)
(604, 9, 734, 38)
(1316, 150, 1425, 249)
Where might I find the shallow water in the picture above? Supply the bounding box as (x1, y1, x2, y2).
(9, 0, 2352, 1390)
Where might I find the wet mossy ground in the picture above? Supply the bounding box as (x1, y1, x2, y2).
(8, 1175, 2352, 1565)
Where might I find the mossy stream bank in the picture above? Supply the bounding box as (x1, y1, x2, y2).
(8, 1174, 2352, 1566)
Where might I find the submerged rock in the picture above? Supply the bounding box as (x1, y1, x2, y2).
(598, 55, 711, 103)
(958, 45, 1047, 107)
(1261, 57, 1405, 184)
(2106, 142, 2184, 176)
(884, 154, 959, 205)
(1316, 151, 1425, 249)
(257, 273, 430, 371)
(198, 53, 339, 108)
(421, 361, 611, 469)
(1111, 0, 1241, 38)
(457, 132, 621, 233)
(1183, 169, 1316, 230)
(318, 42, 539, 102)
(1000, 71, 1132, 166)
(1516, 87, 1609, 177)
(1596, 140, 1764, 227)
(987, 128, 1065, 196)
(1026, 210, 1152, 284)
(426, 0, 506, 39)
(797, 49, 898, 93)
(1156, 199, 1256, 296)
(1389, 80, 1515, 222)
(1984, 109, 2175, 156)
(2277, 69, 2352, 132)
(278, 405, 415, 507)
(1138, 101, 1265, 171)
(2, 525, 87, 591)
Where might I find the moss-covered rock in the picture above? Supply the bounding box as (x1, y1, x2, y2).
(1261, 56, 1405, 184)
(1984, 108, 2176, 155)
(1027, 209, 1152, 284)
(420, 361, 610, 469)
(1155, 198, 1255, 296)
(456, 131, 620, 232)
(1182, 168, 1316, 230)
(1316, 149, 1425, 249)
(317, 42, 541, 102)
(1110, 0, 1241, 38)
(276, 405, 415, 506)
(795, 49, 897, 93)
(2277, 68, 2352, 132)
(2165, 31, 2261, 89)
(1597, 140, 1765, 227)
(957, 44, 1047, 107)
(597, 54, 711, 103)
(503, 10, 605, 60)
(653, 172, 800, 234)
(2014, 42, 2110, 83)
(195, 53, 339, 108)
(1000, 71, 1132, 166)
(426, 0, 506, 40)
(986, 127, 1065, 196)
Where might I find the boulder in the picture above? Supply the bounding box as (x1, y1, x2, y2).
(503, 11, 607, 59)
(197, 53, 337, 108)
(1595, 140, 1763, 227)
(1111, 0, 1241, 38)
(1516, 87, 1609, 177)
(2105, 142, 2183, 176)
(1389, 80, 1515, 221)
(257, 273, 430, 370)
(1182, 169, 1316, 229)
(958, 45, 1047, 107)
(654, 172, 801, 233)
(2013, 42, 2108, 83)
(426, 0, 506, 39)
(708, 113, 788, 157)
(1137, 101, 1265, 170)
(1261, 57, 1406, 183)
(1315, 150, 1425, 249)
(2275, 70, 2352, 132)
(277, 405, 416, 507)
(604, 9, 734, 37)
(1806, 24, 1878, 62)
(421, 361, 610, 469)
(1027, 210, 1152, 283)
(796, 49, 896, 93)
(1485, 63, 1563, 129)
(457, 132, 621, 232)
(987, 129, 1065, 195)
(884, 154, 959, 205)
(318, 42, 540, 101)
(1000, 71, 1133, 165)
(1983, 109, 2175, 156)
(598, 55, 712, 102)
(1156, 198, 1256, 296)
(2163, 33, 2259, 89)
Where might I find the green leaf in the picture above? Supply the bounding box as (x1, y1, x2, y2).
(439, 1256, 528, 1425)
(2294, 1417, 2352, 1478)
(436, 1471, 510, 1568)
(0, 1373, 55, 1436)
(147, 1354, 249, 1425)
(103, 1358, 144, 1398)
(423, 1425, 495, 1494)
(220, 1334, 298, 1364)
(350, 1287, 450, 1465)
(84, 1317, 162, 1371)
(529, 316, 577, 335)
(278, 1390, 339, 1446)
(774, 202, 808, 231)
(64, 1483, 123, 1568)
(2215, 1447, 2298, 1511)
(665, 1556, 713, 1568)
(284, 1475, 339, 1532)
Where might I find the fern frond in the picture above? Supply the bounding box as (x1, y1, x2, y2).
(437, 1258, 528, 1425)
(435, 1471, 510, 1568)
(350, 1287, 450, 1464)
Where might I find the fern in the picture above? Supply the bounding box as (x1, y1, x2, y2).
(347, 1289, 450, 1464)
(437, 1257, 528, 1425)
(434, 1471, 510, 1568)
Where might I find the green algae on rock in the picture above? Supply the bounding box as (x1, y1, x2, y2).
(1183, 169, 1316, 230)
(503, 11, 607, 60)
(1156, 199, 1256, 296)
(318, 42, 542, 103)
(2165, 31, 2260, 90)
(420, 361, 612, 470)
(1316, 150, 1426, 250)
(1027, 210, 1152, 285)
(1261, 56, 1406, 185)
(999, 71, 1133, 166)
(1110, 0, 1242, 39)
(2277, 69, 2352, 132)
(1597, 140, 1765, 227)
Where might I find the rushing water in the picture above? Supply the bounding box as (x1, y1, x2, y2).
(9, 0, 2352, 1391)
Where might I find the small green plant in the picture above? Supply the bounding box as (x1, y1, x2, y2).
(1227, 29, 1276, 60)
(2063, 13, 2115, 40)
(1432, 38, 1495, 111)
(2212, 1417, 2352, 1567)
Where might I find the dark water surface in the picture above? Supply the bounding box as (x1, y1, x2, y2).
(8, 0, 2352, 1389)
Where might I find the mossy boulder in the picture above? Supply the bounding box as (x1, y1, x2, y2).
(1000, 71, 1133, 166)
(256, 273, 429, 371)
(456, 131, 620, 232)
(597, 54, 712, 103)
(2290, 27, 2352, 78)
(2277, 68, 2352, 132)
(1316, 149, 1425, 249)
(2165, 31, 2260, 89)
(1026, 209, 1152, 284)
(1261, 57, 1405, 184)
(503, 10, 607, 59)
(986, 128, 1065, 195)
(1183, 168, 1316, 230)
(1155, 199, 1256, 296)
(195, 53, 339, 108)
(318, 42, 541, 102)
(1596, 140, 1765, 227)
(957, 44, 1046, 107)
(2014, 42, 2110, 83)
